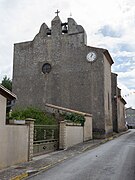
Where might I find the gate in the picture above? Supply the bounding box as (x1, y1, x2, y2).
(33, 125, 59, 156)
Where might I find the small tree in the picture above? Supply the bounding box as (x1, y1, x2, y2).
(1, 76, 12, 122)
(1, 75, 12, 91)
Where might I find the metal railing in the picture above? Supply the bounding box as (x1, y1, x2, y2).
(33, 125, 59, 156)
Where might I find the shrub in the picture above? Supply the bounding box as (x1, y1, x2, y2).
(10, 107, 57, 125)
(63, 112, 85, 126)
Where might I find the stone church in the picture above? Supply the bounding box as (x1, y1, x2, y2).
(12, 13, 126, 137)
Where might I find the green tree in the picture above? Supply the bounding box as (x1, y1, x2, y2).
(1, 75, 12, 91)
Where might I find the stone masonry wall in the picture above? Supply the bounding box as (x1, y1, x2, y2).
(103, 55, 113, 135)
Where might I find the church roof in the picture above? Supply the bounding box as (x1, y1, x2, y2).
(103, 49, 114, 65)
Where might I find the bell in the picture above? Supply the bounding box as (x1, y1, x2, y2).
(47, 28, 51, 35)
(62, 25, 68, 33)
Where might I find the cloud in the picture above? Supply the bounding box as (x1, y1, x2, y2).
(116, 69, 135, 94)
(118, 82, 135, 108)
(97, 25, 123, 38)
(112, 55, 135, 70)
(117, 43, 135, 52)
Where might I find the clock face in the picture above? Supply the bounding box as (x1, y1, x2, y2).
(86, 52, 97, 62)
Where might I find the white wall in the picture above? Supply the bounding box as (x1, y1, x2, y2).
(66, 126, 83, 148)
(0, 125, 29, 169)
(0, 94, 6, 125)
(59, 115, 92, 149)
(84, 116, 92, 141)
(0, 94, 29, 169)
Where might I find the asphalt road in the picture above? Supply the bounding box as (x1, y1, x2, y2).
(29, 130, 135, 180)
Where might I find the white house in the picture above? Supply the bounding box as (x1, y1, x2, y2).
(0, 85, 31, 169)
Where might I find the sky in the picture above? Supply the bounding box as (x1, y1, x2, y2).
(0, 0, 135, 108)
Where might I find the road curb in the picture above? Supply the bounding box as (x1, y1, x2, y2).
(10, 173, 28, 180)
(10, 157, 70, 180)
(81, 130, 130, 153)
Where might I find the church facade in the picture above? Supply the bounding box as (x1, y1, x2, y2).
(12, 14, 126, 137)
